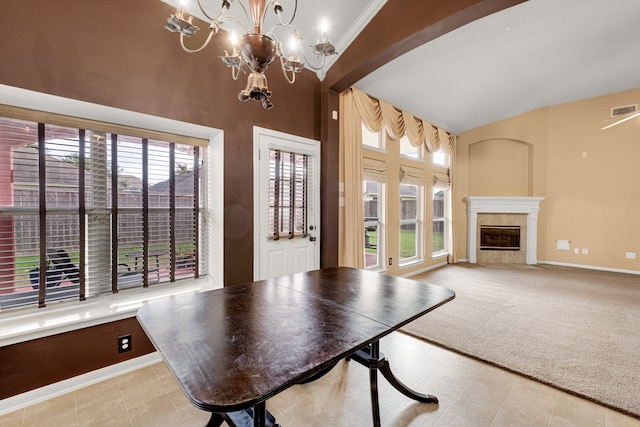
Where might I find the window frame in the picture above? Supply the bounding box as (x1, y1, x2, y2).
(0, 121, 205, 312)
(267, 149, 309, 240)
(432, 184, 449, 258)
(0, 97, 222, 346)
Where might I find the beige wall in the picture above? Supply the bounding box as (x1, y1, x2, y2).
(455, 88, 640, 272)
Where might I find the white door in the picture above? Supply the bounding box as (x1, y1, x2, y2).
(253, 127, 320, 280)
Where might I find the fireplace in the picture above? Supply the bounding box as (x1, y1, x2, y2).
(465, 196, 544, 264)
(480, 226, 521, 250)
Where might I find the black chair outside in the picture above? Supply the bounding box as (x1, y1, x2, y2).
(30, 249, 80, 290)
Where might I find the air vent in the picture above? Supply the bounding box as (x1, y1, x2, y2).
(611, 104, 637, 118)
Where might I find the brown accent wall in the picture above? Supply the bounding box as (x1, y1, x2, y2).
(0, 0, 321, 286)
(0, 318, 155, 399)
(0, 0, 322, 397)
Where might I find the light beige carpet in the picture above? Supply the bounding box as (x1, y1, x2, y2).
(402, 263, 640, 419)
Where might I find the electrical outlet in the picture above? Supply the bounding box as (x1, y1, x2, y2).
(118, 335, 132, 353)
(388, 257, 392, 266)
(582, 248, 589, 255)
(626, 252, 636, 260)
(574, 248, 579, 254)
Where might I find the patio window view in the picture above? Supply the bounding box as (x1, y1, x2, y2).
(361, 119, 451, 269)
(0, 116, 206, 311)
(399, 183, 421, 264)
(364, 180, 383, 269)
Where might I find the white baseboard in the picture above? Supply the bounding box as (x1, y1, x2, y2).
(453, 259, 639, 275)
(537, 260, 640, 275)
(401, 260, 449, 278)
(0, 352, 162, 416)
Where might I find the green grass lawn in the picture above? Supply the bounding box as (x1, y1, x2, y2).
(365, 230, 445, 257)
(9, 243, 194, 289)
(400, 230, 416, 258)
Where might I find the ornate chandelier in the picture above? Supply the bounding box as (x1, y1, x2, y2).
(165, 0, 338, 109)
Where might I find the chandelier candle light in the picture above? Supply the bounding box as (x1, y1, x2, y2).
(165, 0, 338, 109)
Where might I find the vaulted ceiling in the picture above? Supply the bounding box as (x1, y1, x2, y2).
(165, 0, 640, 133)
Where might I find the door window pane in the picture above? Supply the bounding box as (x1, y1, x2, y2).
(268, 149, 308, 239)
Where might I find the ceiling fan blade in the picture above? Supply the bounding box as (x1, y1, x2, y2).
(601, 110, 640, 130)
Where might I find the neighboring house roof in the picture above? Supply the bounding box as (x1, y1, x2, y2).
(12, 146, 87, 187)
(149, 169, 197, 194)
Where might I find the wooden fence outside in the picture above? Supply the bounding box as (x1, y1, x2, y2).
(12, 188, 196, 255)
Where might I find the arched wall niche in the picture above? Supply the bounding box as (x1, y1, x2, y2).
(468, 138, 534, 196)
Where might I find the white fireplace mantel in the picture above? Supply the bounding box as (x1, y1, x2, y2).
(465, 196, 545, 264)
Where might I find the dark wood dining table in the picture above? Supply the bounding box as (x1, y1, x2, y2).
(136, 267, 455, 427)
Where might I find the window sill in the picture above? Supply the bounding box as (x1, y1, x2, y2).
(399, 155, 425, 163)
(0, 277, 220, 347)
(432, 252, 449, 260)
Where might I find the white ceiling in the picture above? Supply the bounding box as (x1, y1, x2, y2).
(165, 0, 386, 77)
(166, 0, 640, 134)
(353, 0, 640, 133)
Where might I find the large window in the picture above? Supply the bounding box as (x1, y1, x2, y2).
(399, 183, 421, 264)
(0, 115, 206, 311)
(364, 180, 384, 270)
(432, 146, 451, 257)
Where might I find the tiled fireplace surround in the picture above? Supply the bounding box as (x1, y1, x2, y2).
(465, 196, 545, 265)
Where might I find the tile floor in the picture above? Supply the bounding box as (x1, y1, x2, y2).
(1, 332, 639, 427)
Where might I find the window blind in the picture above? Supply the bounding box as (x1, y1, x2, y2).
(0, 113, 205, 312)
(399, 165, 426, 186)
(267, 149, 308, 240)
(363, 157, 387, 181)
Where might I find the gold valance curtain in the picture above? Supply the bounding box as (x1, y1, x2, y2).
(351, 87, 454, 154)
(339, 89, 365, 268)
(340, 87, 457, 268)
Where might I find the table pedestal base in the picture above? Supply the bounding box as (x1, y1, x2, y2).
(349, 341, 438, 427)
(207, 402, 279, 427)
